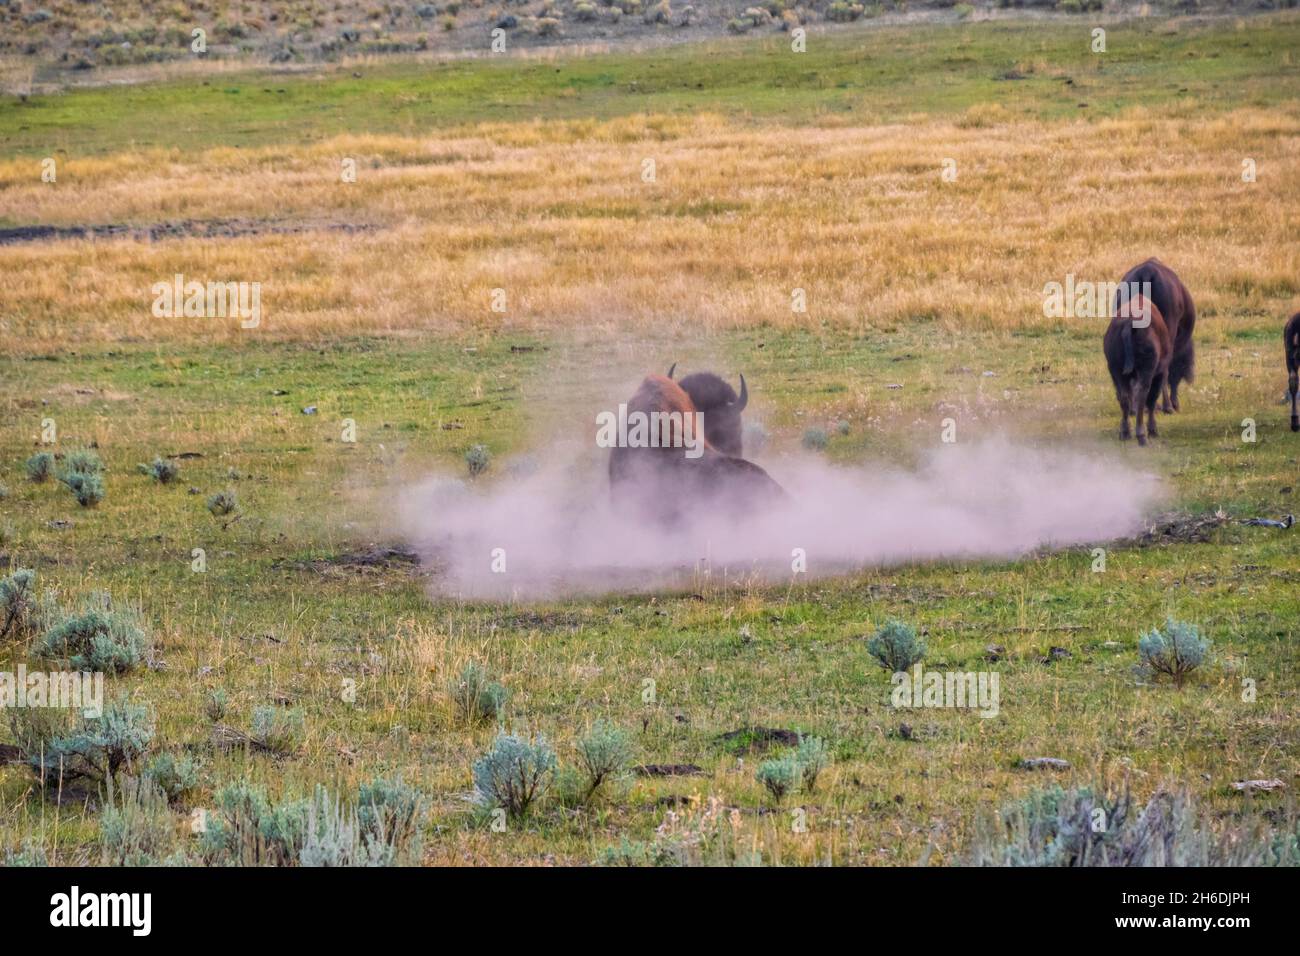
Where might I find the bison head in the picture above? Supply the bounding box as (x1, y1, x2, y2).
(667, 364, 748, 456)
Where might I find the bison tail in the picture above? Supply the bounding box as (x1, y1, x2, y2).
(1120, 320, 1135, 375)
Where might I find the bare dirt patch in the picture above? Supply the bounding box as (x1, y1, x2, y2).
(0, 218, 378, 247)
(277, 545, 423, 577)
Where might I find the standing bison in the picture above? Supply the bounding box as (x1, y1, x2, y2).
(1104, 294, 1171, 446)
(607, 371, 784, 525)
(1285, 311, 1300, 432)
(1115, 258, 1196, 414)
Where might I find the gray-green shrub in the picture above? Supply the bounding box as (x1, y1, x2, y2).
(867, 619, 926, 672)
(25, 699, 154, 786)
(967, 784, 1300, 867)
(250, 706, 305, 755)
(756, 755, 800, 800)
(100, 776, 183, 866)
(143, 751, 202, 802)
(60, 447, 102, 477)
(141, 457, 180, 484)
(801, 426, 829, 450)
(1139, 617, 1210, 687)
(575, 720, 634, 800)
(207, 489, 237, 517)
(472, 731, 556, 819)
(200, 781, 307, 866)
(0, 568, 37, 642)
(465, 444, 491, 477)
(60, 471, 105, 507)
(204, 688, 228, 723)
(357, 776, 425, 863)
(25, 452, 54, 483)
(449, 660, 507, 724)
(37, 599, 151, 673)
(796, 735, 830, 792)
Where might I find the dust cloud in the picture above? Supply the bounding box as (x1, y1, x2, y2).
(397, 436, 1161, 600)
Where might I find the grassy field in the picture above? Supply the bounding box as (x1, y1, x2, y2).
(1, 13, 1298, 866)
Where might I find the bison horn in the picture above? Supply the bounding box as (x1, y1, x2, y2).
(735, 374, 748, 410)
(667, 362, 677, 379)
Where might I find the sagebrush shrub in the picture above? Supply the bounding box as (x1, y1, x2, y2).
(100, 775, 183, 866)
(356, 777, 425, 863)
(60, 471, 105, 507)
(60, 448, 103, 476)
(38, 600, 151, 673)
(26, 699, 154, 786)
(575, 720, 634, 800)
(250, 706, 305, 755)
(300, 787, 390, 867)
(796, 735, 830, 792)
(756, 755, 800, 800)
(142, 458, 180, 484)
(0, 568, 38, 642)
(25, 452, 54, 483)
(143, 751, 202, 802)
(449, 661, 507, 724)
(465, 444, 491, 477)
(1139, 617, 1210, 687)
(2, 838, 49, 867)
(867, 619, 926, 672)
(472, 732, 556, 819)
(801, 427, 829, 451)
(200, 781, 307, 866)
(966, 784, 1300, 867)
(204, 688, 228, 722)
(596, 837, 681, 867)
(206, 490, 237, 517)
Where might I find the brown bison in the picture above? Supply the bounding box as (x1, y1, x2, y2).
(1285, 311, 1300, 432)
(1115, 258, 1196, 413)
(667, 364, 748, 456)
(1104, 294, 1171, 446)
(608, 373, 784, 524)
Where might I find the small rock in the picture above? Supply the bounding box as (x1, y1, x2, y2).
(1231, 779, 1285, 793)
(302, 406, 317, 415)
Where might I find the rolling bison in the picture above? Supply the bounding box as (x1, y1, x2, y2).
(667, 364, 748, 456)
(1115, 258, 1196, 414)
(1104, 294, 1171, 446)
(1285, 312, 1300, 432)
(608, 372, 784, 524)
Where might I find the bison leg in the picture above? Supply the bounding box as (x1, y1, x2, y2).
(1290, 368, 1299, 432)
(1146, 375, 1162, 439)
(1168, 347, 1193, 412)
(1160, 380, 1174, 415)
(1132, 380, 1148, 446)
(1117, 386, 1131, 441)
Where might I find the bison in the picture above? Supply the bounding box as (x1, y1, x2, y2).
(1115, 258, 1196, 414)
(1285, 312, 1300, 432)
(666, 364, 748, 456)
(608, 372, 784, 525)
(1104, 294, 1171, 446)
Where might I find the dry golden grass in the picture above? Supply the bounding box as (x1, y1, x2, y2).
(1, 105, 1298, 353)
